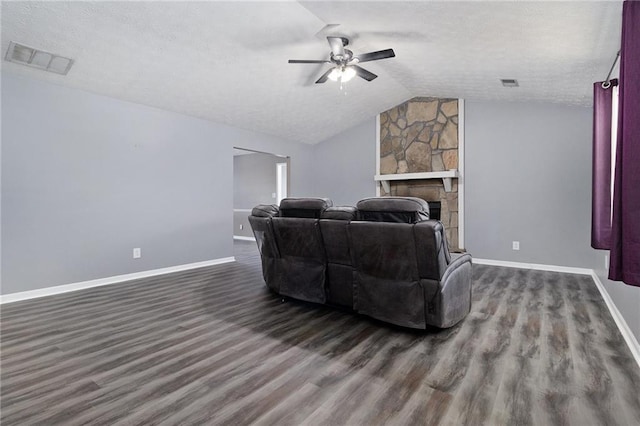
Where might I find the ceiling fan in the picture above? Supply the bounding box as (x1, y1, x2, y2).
(288, 36, 395, 84)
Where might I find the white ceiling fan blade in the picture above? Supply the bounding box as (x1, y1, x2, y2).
(327, 36, 345, 57)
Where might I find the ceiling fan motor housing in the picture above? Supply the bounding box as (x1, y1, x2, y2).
(331, 49, 353, 64)
(288, 36, 395, 84)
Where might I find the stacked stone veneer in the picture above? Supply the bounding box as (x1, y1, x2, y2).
(379, 97, 460, 249)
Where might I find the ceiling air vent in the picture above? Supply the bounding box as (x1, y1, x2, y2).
(501, 79, 519, 87)
(4, 41, 74, 75)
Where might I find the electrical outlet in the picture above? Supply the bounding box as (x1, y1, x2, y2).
(239, 224, 243, 230)
(133, 248, 141, 259)
(512, 241, 520, 251)
(272, 192, 276, 199)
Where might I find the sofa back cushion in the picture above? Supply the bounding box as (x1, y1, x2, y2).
(349, 221, 426, 328)
(349, 221, 419, 280)
(320, 207, 357, 265)
(272, 216, 327, 303)
(279, 197, 333, 218)
(319, 206, 357, 308)
(251, 204, 279, 218)
(356, 196, 430, 223)
(272, 218, 325, 259)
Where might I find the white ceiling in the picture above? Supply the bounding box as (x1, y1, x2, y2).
(1, 1, 622, 144)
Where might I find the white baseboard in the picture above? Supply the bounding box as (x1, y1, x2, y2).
(473, 258, 593, 275)
(590, 272, 640, 368)
(0, 256, 236, 305)
(474, 257, 640, 368)
(233, 235, 256, 242)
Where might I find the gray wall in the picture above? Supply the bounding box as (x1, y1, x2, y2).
(464, 100, 637, 341)
(465, 101, 600, 269)
(311, 118, 377, 206)
(234, 153, 280, 208)
(1, 73, 314, 294)
(233, 152, 282, 238)
(233, 211, 254, 239)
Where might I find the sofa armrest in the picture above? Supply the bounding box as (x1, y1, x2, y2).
(443, 253, 472, 278)
(436, 253, 473, 328)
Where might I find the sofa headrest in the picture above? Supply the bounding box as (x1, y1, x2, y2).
(251, 204, 279, 218)
(279, 197, 333, 218)
(320, 206, 358, 221)
(356, 196, 430, 223)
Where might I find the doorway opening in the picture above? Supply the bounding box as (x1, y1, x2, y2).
(276, 162, 288, 204)
(233, 147, 290, 242)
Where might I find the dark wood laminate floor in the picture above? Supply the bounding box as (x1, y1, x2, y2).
(1, 240, 639, 425)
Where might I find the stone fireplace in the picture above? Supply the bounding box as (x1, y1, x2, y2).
(377, 97, 462, 249)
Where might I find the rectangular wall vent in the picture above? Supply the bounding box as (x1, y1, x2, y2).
(501, 78, 519, 87)
(4, 41, 73, 75)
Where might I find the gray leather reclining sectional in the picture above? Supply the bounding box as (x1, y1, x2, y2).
(248, 197, 472, 329)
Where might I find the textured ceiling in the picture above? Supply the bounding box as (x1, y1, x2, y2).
(1, 1, 622, 144)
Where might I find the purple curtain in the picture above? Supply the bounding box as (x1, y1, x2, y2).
(591, 80, 617, 249)
(609, 0, 640, 287)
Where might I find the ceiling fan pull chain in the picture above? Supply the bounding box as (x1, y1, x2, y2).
(339, 80, 348, 95)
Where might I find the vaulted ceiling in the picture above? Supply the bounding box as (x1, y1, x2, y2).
(1, 1, 622, 144)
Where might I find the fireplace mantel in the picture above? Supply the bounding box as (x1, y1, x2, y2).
(375, 169, 458, 193)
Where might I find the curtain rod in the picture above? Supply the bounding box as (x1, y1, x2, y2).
(602, 50, 621, 89)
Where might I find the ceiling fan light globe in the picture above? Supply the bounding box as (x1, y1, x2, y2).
(328, 67, 341, 81)
(341, 66, 356, 82)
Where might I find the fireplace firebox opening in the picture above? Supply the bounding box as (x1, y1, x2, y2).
(427, 201, 441, 221)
